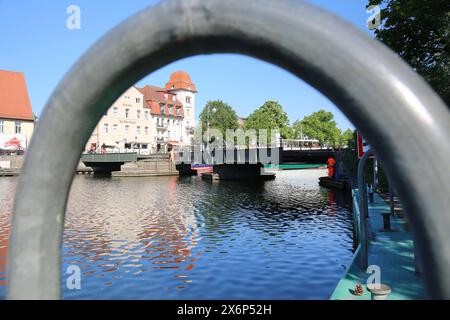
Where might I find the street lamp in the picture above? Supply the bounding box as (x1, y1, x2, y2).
(206, 106, 217, 148)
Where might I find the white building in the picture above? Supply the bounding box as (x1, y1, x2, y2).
(86, 71, 197, 154)
(0, 70, 35, 152)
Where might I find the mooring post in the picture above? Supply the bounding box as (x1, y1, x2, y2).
(373, 159, 378, 192)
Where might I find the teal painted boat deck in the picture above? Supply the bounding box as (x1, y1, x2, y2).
(265, 164, 325, 170)
(330, 191, 425, 300)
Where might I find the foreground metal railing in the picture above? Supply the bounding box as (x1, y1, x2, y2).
(7, 0, 450, 299)
(357, 149, 373, 270)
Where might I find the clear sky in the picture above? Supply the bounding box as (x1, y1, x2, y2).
(0, 0, 373, 130)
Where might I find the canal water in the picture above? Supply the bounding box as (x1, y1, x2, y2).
(0, 169, 354, 299)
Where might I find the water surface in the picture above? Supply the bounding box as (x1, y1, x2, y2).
(0, 169, 354, 299)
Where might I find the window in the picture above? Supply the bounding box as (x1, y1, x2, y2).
(136, 98, 141, 103)
(144, 110, 149, 120)
(186, 96, 191, 104)
(103, 123, 109, 134)
(137, 110, 141, 119)
(168, 105, 173, 115)
(145, 127, 149, 135)
(164, 93, 168, 100)
(171, 85, 174, 90)
(15, 122, 21, 134)
(113, 107, 118, 117)
(160, 105, 165, 114)
(0, 121, 4, 133)
(136, 126, 141, 135)
(172, 95, 176, 101)
(125, 125, 129, 133)
(125, 108, 130, 118)
(113, 124, 118, 133)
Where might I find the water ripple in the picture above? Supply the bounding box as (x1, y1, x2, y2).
(0, 169, 354, 299)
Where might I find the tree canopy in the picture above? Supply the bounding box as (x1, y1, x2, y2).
(293, 110, 342, 147)
(244, 101, 293, 139)
(199, 100, 239, 139)
(368, 0, 450, 108)
(340, 129, 355, 148)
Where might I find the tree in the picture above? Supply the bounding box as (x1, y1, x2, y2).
(340, 129, 355, 148)
(293, 110, 341, 147)
(244, 101, 293, 140)
(199, 100, 239, 139)
(368, 0, 450, 108)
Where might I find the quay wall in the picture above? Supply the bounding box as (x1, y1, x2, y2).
(0, 155, 24, 169)
(0, 155, 177, 177)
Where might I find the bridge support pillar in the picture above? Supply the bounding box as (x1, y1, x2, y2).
(176, 163, 198, 176)
(202, 164, 276, 181)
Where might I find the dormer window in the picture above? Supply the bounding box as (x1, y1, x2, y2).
(164, 93, 168, 100)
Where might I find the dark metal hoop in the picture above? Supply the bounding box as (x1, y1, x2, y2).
(7, 0, 450, 299)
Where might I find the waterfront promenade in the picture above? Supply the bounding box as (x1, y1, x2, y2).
(331, 191, 424, 300)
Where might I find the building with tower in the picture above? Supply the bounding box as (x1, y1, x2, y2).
(165, 71, 197, 139)
(85, 71, 197, 154)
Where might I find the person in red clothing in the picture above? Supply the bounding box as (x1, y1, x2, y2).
(327, 156, 336, 178)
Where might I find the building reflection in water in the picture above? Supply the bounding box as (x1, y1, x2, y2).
(63, 175, 200, 296)
(0, 178, 16, 292)
(0, 169, 354, 299)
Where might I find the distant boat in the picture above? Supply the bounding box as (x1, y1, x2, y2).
(319, 176, 347, 190)
(191, 164, 213, 173)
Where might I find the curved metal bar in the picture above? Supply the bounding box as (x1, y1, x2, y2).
(7, 0, 450, 299)
(358, 149, 373, 270)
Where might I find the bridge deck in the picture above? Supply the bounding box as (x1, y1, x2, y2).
(81, 152, 137, 163)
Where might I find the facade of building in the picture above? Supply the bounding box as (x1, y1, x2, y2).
(86, 86, 152, 152)
(165, 71, 197, 137)
(86, 71, 197, 153)
(0, 70, 35, 152)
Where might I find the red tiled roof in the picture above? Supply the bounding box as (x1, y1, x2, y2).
(165, 71, 197, 92)
(0, 70, 34, 121)
(137, 85, 184, 117)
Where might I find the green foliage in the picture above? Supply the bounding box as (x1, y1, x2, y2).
(340, 129, 355, 148)
(292, 110, 342, 147)
(244, 101, 294, 139)
(199, 100, 239, 138)
(368, 0, 450, 108)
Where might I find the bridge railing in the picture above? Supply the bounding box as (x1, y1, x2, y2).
(281, 139, 329, 151)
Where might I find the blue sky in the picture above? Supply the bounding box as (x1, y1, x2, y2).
(0, 0, 373, 130)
